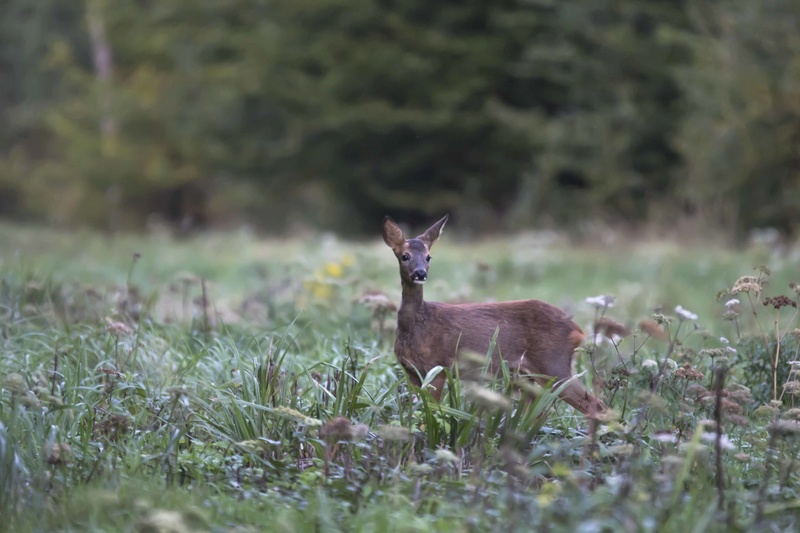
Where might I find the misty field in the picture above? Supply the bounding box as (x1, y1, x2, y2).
(1, 224, 800, 532)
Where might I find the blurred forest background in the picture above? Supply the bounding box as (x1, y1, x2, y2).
(0, 0, 799, 238)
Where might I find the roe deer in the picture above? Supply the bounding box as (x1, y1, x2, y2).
(383, 214, 604, 415)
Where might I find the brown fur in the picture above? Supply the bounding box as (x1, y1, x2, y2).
(383, 215, 604, 415)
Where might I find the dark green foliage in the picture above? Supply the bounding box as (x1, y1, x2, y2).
(0, 0, 798, 236)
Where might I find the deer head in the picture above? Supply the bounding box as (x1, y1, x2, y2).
(383, 214, 449, 286)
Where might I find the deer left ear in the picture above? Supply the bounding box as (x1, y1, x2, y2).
(383, 216, 406, 252)
(418, 214, 448, 248)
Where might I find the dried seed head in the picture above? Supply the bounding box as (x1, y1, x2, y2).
(731, 276, 762, 295)
(720, 398, 743, 415)
(356, 290, 397, 312)
(3, 373, 27, 396)
(319, 417, 355, 442)
(675, 363, 704, 381)
(782, 408, 800, 421)
(595, 317, 631, 339)
(725, 384, 753, 405)
(724, 414, 749, 427)
(763, 295, 797, 310)
(639, 319, 669, 341)
(768, 420, 800, 438)
(377, 424, 411, 442)
(753, 404, 779, 419)
(433, 448, 459, 465)
(45, 442, 71, 465)
(105, 318, 134, 337)
(273, 407, 322, 427)
(701, 432, 734, 450)
(782, 381, 800, 396)
(464, 383, 512, 412)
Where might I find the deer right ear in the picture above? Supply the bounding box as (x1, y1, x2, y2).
(418, 214, 449, 247)
(383, 216, 405, 251)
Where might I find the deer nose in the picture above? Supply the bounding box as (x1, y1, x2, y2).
(411, 270, 427, 283)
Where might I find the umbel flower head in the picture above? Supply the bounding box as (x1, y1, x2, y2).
(731, 276, 763, 295)
(675, 305, 698, 321)
(585, 295, 615, 309)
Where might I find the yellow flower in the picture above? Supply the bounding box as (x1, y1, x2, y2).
(537, 481, 562, 507)
(324, 262, 344, 278)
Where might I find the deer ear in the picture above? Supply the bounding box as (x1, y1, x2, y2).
(383, 216, 405, 251)
(418, 214, 449, 247)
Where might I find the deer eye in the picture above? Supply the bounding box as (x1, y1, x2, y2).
(426, 255, 431, 262)
(401, 254, 410, 261)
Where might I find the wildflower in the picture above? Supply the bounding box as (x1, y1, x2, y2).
(686, 383, 710, 400)
(323, 262, 344, 278)
(783, 408, 800, 421)
(652, 432, 677, 443)
(356, 290, 397, 312)
(432, 448, 459, 465)
(787, 361, 800, 369)
(753, 404, 779, 419)
(652, 313, 671, 326)
(724, 299, 740, 309)
(3, 373, 27, 396)
(377, 424, 411, 442)
(464, 383, 511, 412)
(768, 420, 800, 438)
(105, 318, 134, 337)
(639, 319, 669, 341)
(641, 359, 659, 373)
(320, 417, 355, 442)
(782, 381, 800, 396)
(273, 406, 322, 427)
(720, 398, 744, 415)
(731, 276, 762, 295)
(353, 424, 370, 441)
(675, 305, 698, 321)
(725, 414, 749, 427)
(719, 337, 729, 345)
(726, 384, 753, 404)
(675, 363, 704, 381)
(609, 444, 634, 456)
(45, 442, 72, 465)
(595, 317, 631, 339)
(763, 295, 797, 309)
(701, 432, 735, 450)
(585, 295, 615, 309)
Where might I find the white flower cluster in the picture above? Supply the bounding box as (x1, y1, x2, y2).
(586, 295, 615, 309)
(675, 305, 698, 321)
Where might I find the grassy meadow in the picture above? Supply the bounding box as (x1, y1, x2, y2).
(1, 223, 800, 532)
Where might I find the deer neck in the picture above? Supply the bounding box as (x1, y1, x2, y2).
(398, 280, 424, 329)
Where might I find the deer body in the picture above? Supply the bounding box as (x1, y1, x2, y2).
(384, 215, 603, 415)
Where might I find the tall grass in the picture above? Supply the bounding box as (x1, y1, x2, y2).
(1, 225, 799, 531)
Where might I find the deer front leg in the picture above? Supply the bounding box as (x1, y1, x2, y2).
(559, 380, 605, 415)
